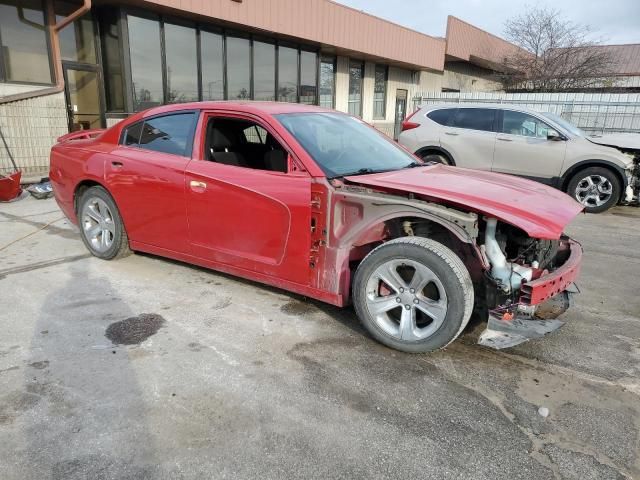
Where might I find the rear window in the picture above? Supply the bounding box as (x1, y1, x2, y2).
(452, 108, 495, 132)
(123, 122, 143, 146)
(427, 108, 454, 126)
(122, 112, 197, 156)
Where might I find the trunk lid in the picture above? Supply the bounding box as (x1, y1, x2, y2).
(344, 165, 583, 239)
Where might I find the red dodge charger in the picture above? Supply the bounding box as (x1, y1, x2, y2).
(50, 102, 583, 352)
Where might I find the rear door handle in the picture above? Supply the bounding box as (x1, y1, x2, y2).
(497, 137, 513, 142)
(444, 131, 459, 136)
(190, 180, 207, 192)
(111, 161, 123, 168)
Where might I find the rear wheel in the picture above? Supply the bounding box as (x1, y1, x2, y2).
(566, 167, 620, 213)
(420, 152, 451, 165)
(78, 186, 131, 260)
(353, 237, 473, 353)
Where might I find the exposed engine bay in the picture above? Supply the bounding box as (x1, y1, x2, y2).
(477, 217, 580, 349)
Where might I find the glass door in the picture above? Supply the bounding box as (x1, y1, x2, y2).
(394, 89, 408, 140)
(63, 64, 105, 132)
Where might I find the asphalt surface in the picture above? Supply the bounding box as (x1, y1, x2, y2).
(0, 195, 638, 479)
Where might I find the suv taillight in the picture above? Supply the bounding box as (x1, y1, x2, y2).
(401, 109, 420, 132)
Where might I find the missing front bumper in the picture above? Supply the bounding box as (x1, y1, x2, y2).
(479, 289, 574, 349)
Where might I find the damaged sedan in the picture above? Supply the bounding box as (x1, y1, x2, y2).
(50, 102, 583, 353)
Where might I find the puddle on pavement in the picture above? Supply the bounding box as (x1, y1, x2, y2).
(105, 313, 166, 345)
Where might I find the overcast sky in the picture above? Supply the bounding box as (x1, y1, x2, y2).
(334, 0, 640, 45)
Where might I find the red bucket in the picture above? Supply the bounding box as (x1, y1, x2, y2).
(0, 171, 22, 202)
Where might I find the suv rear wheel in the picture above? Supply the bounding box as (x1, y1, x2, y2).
(352, 237, 473, 353)
(566, 166, 620, 213)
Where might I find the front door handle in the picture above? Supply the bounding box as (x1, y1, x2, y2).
(111, 161, 123, 168)
(497, 137, 513, 142)
(190, 180, 207, 192)
(444, 131, 459, 136)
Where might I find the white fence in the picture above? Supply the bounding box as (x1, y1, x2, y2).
(412, 92, 640, 135)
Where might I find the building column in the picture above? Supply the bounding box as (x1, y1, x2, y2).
(334, 56, 349, 113)
(361, 61, 375, 122)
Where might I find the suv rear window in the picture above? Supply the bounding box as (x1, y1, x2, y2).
(426, 108, 454, 126)
(452, 108, 495, 132)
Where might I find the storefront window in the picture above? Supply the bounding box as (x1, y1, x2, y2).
(319, 56, 335, 109)
(278, 46, 298, 102)
(253, 41, 275, 101)
(55, 1, 96, 64)
(128, 15, 163, 111)
(226, 36, 251, 100)
(201, 30, 224, 101)
(0, 0, 52, 84)
(348, 61, 363, 117)
(164, 23, 198, 103)
(300, 50, 317, 105)
(373, 64, 387, 119)
(99, 9, 124, 111)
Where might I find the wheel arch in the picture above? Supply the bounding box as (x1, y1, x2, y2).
(74, 179, 109, 215)
(561, 160, 628, 199)
(332, 208, 483, 304)
(414, 146, 456, 166)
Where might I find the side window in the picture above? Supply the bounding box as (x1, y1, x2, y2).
(138, 113, 197, 156)
(205, 117, 288, 173)
(123, 121, 143, 146)
(243, 125, 267, 144)
(452, 108, 495, 132)
(427, 108, 454, 126)
(502, 111, 550, 138)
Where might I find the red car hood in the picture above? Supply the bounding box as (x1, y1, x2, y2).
(344, 165, 583, 239)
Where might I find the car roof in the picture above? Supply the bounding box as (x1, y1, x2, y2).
(421, 102, 544, 115)
(136, 101, 336, 118)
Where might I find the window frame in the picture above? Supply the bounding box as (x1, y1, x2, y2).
(118, 109, 199, 158)
(372, 64, 388, 120)
(0, 0, 55, 86)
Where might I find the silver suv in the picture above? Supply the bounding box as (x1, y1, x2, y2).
(398, 103, 638, 213)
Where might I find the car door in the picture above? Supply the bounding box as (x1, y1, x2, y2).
(185, 112, 312, 286)
(105, 111, 198, 253)
(492, 110, 567, 182)
(439, 107, 497, 170)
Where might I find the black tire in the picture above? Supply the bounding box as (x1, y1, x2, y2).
(353, 237, 474, 353)
(77, 186, 131, 260)
(421, 153, 451, 165)
(566, 166, 621, 214)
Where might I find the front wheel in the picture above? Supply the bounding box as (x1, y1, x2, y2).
(566, 167, 620, 213)
(353, 237, 474, 353)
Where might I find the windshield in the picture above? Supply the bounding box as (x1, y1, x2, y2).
(540, 112, 586, 138)
(276, 112, 417, 177)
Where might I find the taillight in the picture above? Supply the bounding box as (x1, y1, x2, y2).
(401, 121, 420, 132)
(401, 109, 420, 132)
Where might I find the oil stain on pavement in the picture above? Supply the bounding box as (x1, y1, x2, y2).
(105, 313, 166, 345)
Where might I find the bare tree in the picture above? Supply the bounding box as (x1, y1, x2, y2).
(497, 7, 617, 92)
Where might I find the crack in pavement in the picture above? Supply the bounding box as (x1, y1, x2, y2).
(0, 254, 91, 279)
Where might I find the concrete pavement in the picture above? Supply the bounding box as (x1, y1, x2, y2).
(0, 196, 638, 479)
